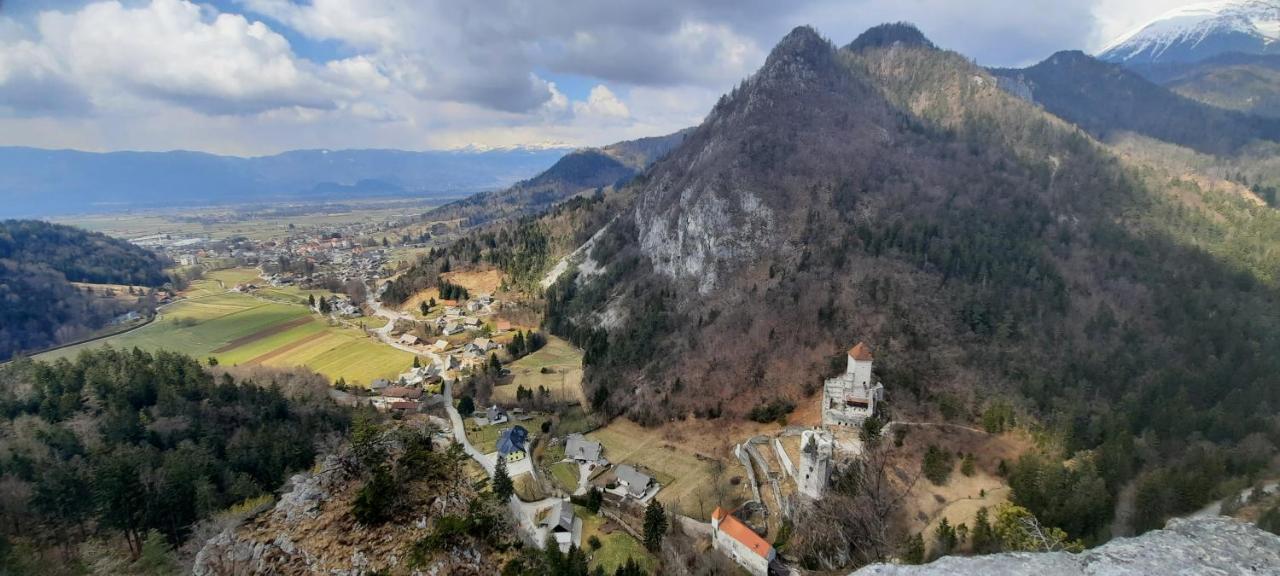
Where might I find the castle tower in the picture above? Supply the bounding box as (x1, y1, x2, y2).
(799, 429, 833, 498)
(822, 341, 884, 428)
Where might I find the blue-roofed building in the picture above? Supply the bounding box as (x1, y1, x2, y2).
(497, 425, 529, 461)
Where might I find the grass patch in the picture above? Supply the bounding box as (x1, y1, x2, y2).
(587, 419, 749, 521)
(575, 505, 655, 574)
(554, 405, 596, 436)
(494, 336, 585, 405)
(549, 461, 579, 493)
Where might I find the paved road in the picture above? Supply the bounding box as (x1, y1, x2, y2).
(366, 291, 422, 354)
(442, 380, 558, 545)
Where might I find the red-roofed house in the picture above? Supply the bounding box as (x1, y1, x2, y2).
(383, 386, 423, 400)
(711, 507, 776, 576)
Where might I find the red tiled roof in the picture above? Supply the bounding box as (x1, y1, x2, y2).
(848, 342, 873, 361)
(712, 507, 772, 559)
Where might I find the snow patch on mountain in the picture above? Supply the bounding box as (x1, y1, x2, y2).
(1100, 1, 1280, 64)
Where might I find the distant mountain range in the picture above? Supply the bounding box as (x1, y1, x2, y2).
(0, 146, 569, 218)
(425, 129, 690, 226)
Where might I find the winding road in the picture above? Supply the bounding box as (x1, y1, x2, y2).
(441, 379, 558, 546)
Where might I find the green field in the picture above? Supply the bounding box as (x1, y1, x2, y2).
(575, 505, 655, 574)
(492, 336, 585, 405)
(38, 280, 412, 386)
(549, 461, 579, 493)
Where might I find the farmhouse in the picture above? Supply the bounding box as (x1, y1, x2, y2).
(614, 464, 657, 500)
(710, 507, 777, 576)
(398, 333, 420, 346)
(564, 433, 605, 465)
(822, 342, 884, 428)
(442, 322, 463, 335)
(370, 379, 390, 392)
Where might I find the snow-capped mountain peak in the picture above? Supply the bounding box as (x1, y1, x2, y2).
(1100, 0, 1280, 64)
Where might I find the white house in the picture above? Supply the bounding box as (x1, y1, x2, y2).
(822, 342, 884, 428)
(711, 507, 776, 576)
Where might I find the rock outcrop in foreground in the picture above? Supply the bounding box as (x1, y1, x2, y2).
(854, 517, 1280, 575)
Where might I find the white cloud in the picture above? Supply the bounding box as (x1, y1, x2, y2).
(573, 85, 630, 121)
(0, 0, 1216, 155)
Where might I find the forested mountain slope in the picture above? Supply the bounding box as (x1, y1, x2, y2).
(0, 220, 169, 360)
(536, 25, 1280, 539)
(993, 51, 1280, 155)
(0, 352, 349, 573)
(1139, 52, 1280, 117)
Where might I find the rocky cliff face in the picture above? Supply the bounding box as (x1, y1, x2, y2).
(633, 25, 891, 294)
(193, 453, 499, 575)
(854, 517, 1280, 575)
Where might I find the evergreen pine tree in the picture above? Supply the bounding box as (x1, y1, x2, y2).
(643, 499, 667, 552)
(493, 457, 514, 501)
(903, 532, 926, 564)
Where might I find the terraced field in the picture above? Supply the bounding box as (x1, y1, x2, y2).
(39, 277, 412, 386)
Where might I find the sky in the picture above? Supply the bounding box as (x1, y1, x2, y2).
(0, 0, 1206, 155)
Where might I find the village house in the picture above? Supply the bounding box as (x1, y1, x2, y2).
(388, 400, 420, 413)
(441, 322, 463, 336)
(370, 379, 390, 393)
(465, 337, 495, 354)
(474, 405, 508, 427)
(433, 339, 450, 351)
(710, 507, 777, 576)
(564, 434, 606, 466)
(398, 333, 421, 346)
(539, 499, 580, 553)
(614, 464, 658, 500)
(497, 425, 528, 461)
(822, 342, 885, 428)
(382, 386, 424, 400)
